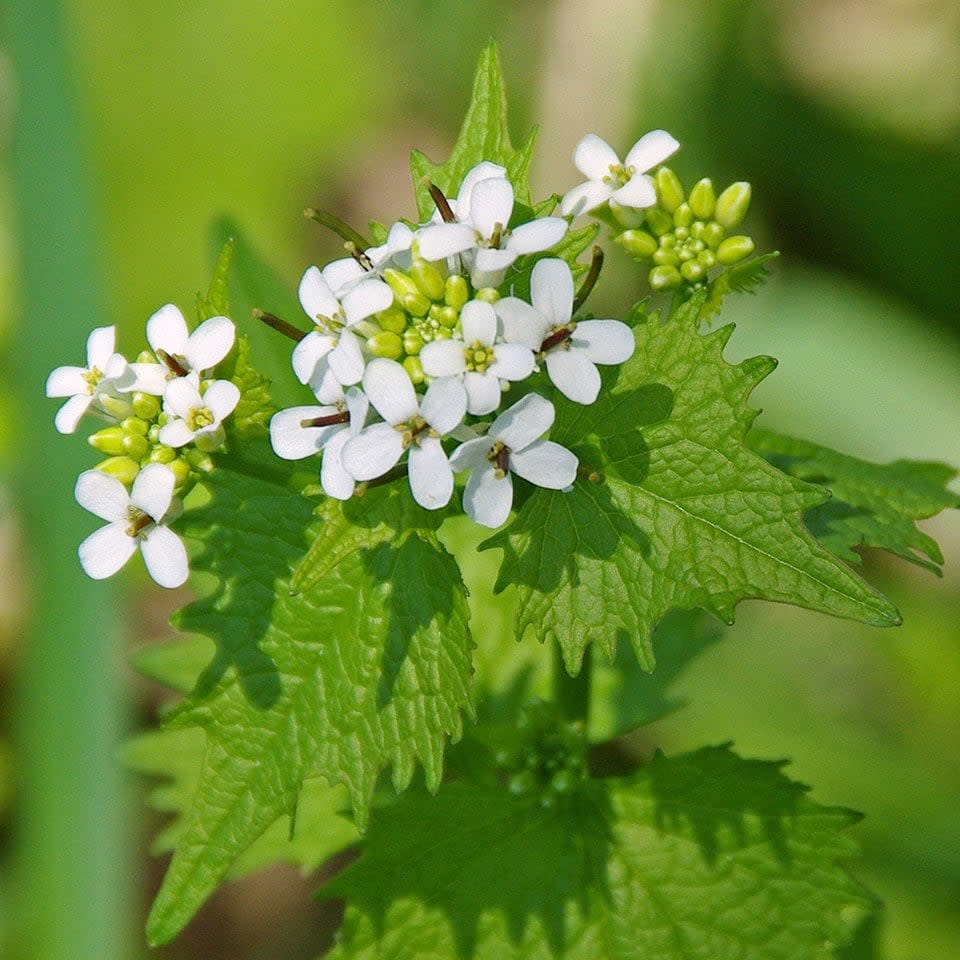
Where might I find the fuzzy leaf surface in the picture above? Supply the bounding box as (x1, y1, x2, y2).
(410, 42, 535, 221)
(483, 298, 900, 674)
(748, 428, 959, 573)
(323, 745, 875, 960)
(145, 446, 473, 945)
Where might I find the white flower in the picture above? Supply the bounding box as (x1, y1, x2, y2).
(158, 378, 241, 449)
(496, 258, 635, 405)
(418, 300, 534, 415)
(75, 463, 188, 588)
(269, 387, 369, 500)
(559, 130, 680, 217)
(140, 304, 236, 393)
(293, 265, 393, 399)
(341, 359, 466, 510)
(449, 393, 578, 528)
(417, 163, 567, 288)
(365, 221, 416, 273)
(45, 326, 135, 434)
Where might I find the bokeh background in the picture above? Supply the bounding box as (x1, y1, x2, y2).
(1, 1, 958, 957)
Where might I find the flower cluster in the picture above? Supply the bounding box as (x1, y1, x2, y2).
(46, 304, 240, 587)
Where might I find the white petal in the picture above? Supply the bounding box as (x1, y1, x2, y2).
(203, 379, 241, 421)
(270, 405, 338, 460)
(463, 371, 502, 416)
(140, 525, 189, 588)
(470, 247, 516, 288)
(158, 419, 195, 448)
(75, 469, 130, 522)
(468, 177, 514, 239)
(363, 358, 418, 425)
(455, 161, 508, 213)
(131, 463, 176, 520)
(488, 343, 535, 381)
(341, 278, 394, 326)
(459, 300, 497, 346)
(421, 377, 467, 436)
(327, 330, 365, 386)
(102, 353, 131, 384)
(323, 257, 366, 295)
(420, 339, 467, 378)
(368, 221, 415, 267)
(298, 266, 339, 321)
(79, 523, 137, 580)
(506, 217, 568, 255)
(341, 423, 404, 480)
(491, 393, 555, 451)
(46, 365, 88, 398)
(624, 129, 680, 173)
(449, 436, 493, 473)
(163, 377, 202, 419)
(611, 174, 657, 210)
(510, 440, 578, 489)
(86, 326, 118, 369)
(146, 304, 189, 357)
(559, 180, 614, 217)
(408, 438, 453, 510)
(530, 259, 574, 328)
(54, 394, 93, 433)
(185, 315, 235, 372)
(310, 365, 345, 404)
(345, 386, 369, 434)
(320, 430, 356, 500)
(292, 331, 334, 385)
(571, 320, 636, 365)
(463, 464, 513, 528)
(573, 133, 621, 179)
(546, 350, 601, 404)
(494, 297, 547, 350)
(416, 222, 477, 261)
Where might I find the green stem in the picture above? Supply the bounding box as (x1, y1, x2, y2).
(552, 642, 591, 729)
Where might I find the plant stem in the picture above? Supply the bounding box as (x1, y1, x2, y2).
(552, 642, 591, 729)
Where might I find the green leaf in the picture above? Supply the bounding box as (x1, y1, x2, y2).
(323, 745, 876, 959)
(748, 428, 959, 574)
(410, 42, 536, 221)
(145, 445, 473, 945)
(483, 297, 900, 675)
(504, 222, 600, 301)
(196, 237, 233, 321)
(702, 252, 780, 321)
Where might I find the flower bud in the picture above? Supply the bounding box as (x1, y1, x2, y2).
(403, 332, 424, 356)
(402, 356, 425, 384)
(716, 235, 756, 265)
(654, 167, 685, 213)
(680, 259, 707, 283)
(147, 445, 177, 464)
(383, 267, 420, 300)
(120, 416, 149, 436)
(122, 433, 150, 460)
(702, 222, 725, 250)
(714, 181, 751, 229)
(401, 291, 430, 317)
(697, 249, 716, 269)
(409, 258, 445, 301)
(688, 178, 716, 220)
(652, 247, 679, 267)
(132, 391, 161, 420)
(186, 447, 214, 471)
(89, 427, 129, 456)
(444, 274, 469, 310)
(644, 207, 673, 237)
(98, 394, 134, 421)
(615, 229, 658, 259)
(376, 304, 408, 334)
(96, 456, 140, 486)
(474, 287, 500, 304)
(649, 264, 683, 290)
(135, 350, 155, 364)
(433, 327, 452, 340)
(368, 331, 404, 360)
(673, 202, 693, 229)
(437, 306, 459, 328)
(168, 457, 192, 488)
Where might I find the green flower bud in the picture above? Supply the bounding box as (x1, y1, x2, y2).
(401, 290, 430, 317)
(654, 167, 685, 213)
(474, 287, 500, 304)
(714, 181, 752, 229)
(508, 769, 536, 796)
(716, 235, 756, 265)
(147, 445, 177, 464)
(649, 264, 683, 290)
(697, 249, 716, 269)
(402, 356, 425, 384)
(96, 456, 140, 486)
(428, 303, 443, 322)
(89, 427, 129, 456)
(376, 304, 408, 334)
(680, 259, 707, 283)
(368, 331, 404, 360)
(410, 258, 445, 301)
(433, 327, 452, 340)
(673, 202, 693, 229)
(186, 447, 214, 472)
(688, 178, 716, 220)
(701, 221, 725, 250)
(437, 306, 459, 328)
(444, 274, 469, 310)
(122, 433, 150, 460)
(132, 391, 161, 420)
(550, 768, 577, 795)
(168, 457, 192, 488)
(652, 247, 679, 267)
(98, 394, 134, 420)
(383, 267, 420, 300)
(645, 207, 673, 237)
(120, 416, 149, 436)
(135, 350, 155, 364)
(403, 332, 424, 356)
(615, 229, 658, 259)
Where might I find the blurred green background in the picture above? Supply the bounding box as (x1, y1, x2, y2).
(1, 1, 958, 958)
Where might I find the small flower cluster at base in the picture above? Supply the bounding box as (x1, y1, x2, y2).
(46, 303, 242, 587)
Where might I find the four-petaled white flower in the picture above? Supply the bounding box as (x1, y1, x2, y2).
(559, 130, 679, 217)
(159, 378, 241, 449)
(449, 393, 578, 528)
(294, 265, 394, 401)
(269, 387, 369, 500)
(496, 258, 635, 405)
(419, 299, 534, 415)
(341, 359, 466, 510)
(137, 304, 236, 394)
(417, 163, 567, 288)
(76, 463, 188, 588)
(45, 326, 134, 434)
